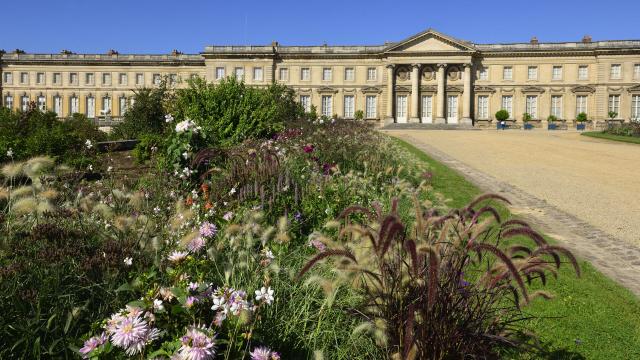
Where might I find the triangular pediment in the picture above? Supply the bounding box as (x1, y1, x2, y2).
(385, 29, 476, 53)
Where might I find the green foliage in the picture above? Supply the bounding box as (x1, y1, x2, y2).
(607, 111, 618, 120)
(577, 112, 589, 122)
(132, 133, 165, 163)
(354, 110, 364, 120)
(522, 112, 532, 122)
(111, 79, 172, 140)
(495, 109, 510, 121)
(547, 115, 558, 122)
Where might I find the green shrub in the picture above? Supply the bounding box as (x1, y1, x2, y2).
(132, 133, 165, 164)
(495, 109, 510, 121)
(547, 115, 558, 122)
(607, 111, 618, 120)
(577, 112, 588, 122)
(355, 110, 364, 120)
(522, 112, 532, 122)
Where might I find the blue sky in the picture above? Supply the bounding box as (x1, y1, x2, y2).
(2, 0, 640, 54)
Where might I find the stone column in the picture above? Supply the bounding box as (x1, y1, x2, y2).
(410, 64, 421, 123)
(384, 64, 395, 124)
(435, 63, 447, 124)
(461, 63, 473, 125)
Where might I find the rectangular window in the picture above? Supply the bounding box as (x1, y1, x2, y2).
(525, 95, 538, 118)
(366, 96, 377, 119)
(608, 95, 621, 116)
(3, 72, 12, 84)
(102, 73, 111, 85)
(300, 95, 311, 112)
(321, 95, 332, 117)
(70, 96, 79, 114)
(279, 68, 288, 81)
(86, 96, 95, 118)
(479, 67, 488, 80)
(53, 96, 62, 116)
(344, 67, 355, 81)
(37, 95, 46, 111)
(610, 64, 622, 79)
(119, 73, 128, 85)
(322, 68, 332, 81)
(21, 96, 29, 111)
(4, 95, 13, 109)
(367, 67, 377, 81)
(501, 95, 513, 118)
(36, 72, 45, 84)
(153, 74, 161, 85)
(421, 95, 433, 121)
(632, 95, 640, 120)
(552, 66, 563, 80)
(301, 68, 311, 81)
(343, 95, 354, 118)
(136, 73, 144, 85)
(102, 97, 112, 114)
(234, 67, 244, 80)
(253, 67, 263, 81)
(20, 72, 29, 84)
(53, 73, 61, 85)
(576, 95, 588, 115)
(503, 66, 513, 80)
(635, 64, 640, 79)
(578, 65, 588, 80)
(527, 66, 538, 80)
(119, 97, 127, 115)
(70, 72, 78, 85)
(551, 95, 563, 118)
(477, 96, 489, 119)
(169, 74, 178, 85)
(215, 67, 225, 80)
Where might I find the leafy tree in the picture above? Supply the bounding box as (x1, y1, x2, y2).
(495, 109, 510, 122)
(577, 112, 589, 122)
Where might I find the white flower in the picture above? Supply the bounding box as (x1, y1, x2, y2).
(6, 148, 13, 157)
(223, 211, 233, 221)
(107, 166, 113, 172)
(123, 257, 133, 266)
(182, 151, 189, 159)
(167, 250, 188, 263)
(319, 119, 324, 124)
(255, 286, 274, 305)
(175, 118, 201, 133)
(164, 114, 174, 123)
(153, 299, 164, 311)
(229, 187, 236, 196)
(87, 164, 93, 171)
(150, 146, 158, 153)
(153, 206, 161, 214)
(264, 249, 275, 260)
(211, 295, 227, 313)
(85, 139, 93, 149)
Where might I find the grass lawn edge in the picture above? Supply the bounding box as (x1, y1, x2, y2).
(581, 131, 640, 144)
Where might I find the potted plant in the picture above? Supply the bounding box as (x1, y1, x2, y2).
(576, 112, 588, 130)
(547, 115, 558, 130)
(495, 109, 510, 130)
(523, 112, 533, 130)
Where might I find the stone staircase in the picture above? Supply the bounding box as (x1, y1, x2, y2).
(381, 123, 478, 130)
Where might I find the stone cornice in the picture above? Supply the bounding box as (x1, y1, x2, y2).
(627, 84, 640, 93)
(474, 85, 496, 93)
(316, 86, 338, 94)
(571, 85, 596, 94)
(361, 86, 382, 94)
(521, 86, 546, 94)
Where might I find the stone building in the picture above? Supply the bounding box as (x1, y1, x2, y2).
(2, 29, 640, 127)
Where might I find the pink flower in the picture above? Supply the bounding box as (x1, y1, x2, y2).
(106, 311, 159, 356)
(250, 346, 280, 360)
(177, 326, 216, 360)
(199, 222, 218, 238)
(79, 333, 108, 358)
(187, 236, 206, 252)
(222, 211, 233, 221)
(309, 239, 326, 252)
(168, 250, 189, 263)
(303, 144, 314, 153)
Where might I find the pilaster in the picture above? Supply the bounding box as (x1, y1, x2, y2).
(460, 63, 473, 125)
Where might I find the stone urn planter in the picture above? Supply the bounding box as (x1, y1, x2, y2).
(524, 123, 534, 130)
(576, 123, 586, 131)
(548, 123, 558, 130)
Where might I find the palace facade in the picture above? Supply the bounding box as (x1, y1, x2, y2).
(2, 29, 640, 127)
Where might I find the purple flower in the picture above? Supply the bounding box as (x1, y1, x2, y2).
(106, 310, 159, 356)
(250, 346, 280, 360)
(309, 239, 326, 252)
(187, 236, 206, 252)
(177, 326, 216, 360)
(184, 296, 198, 309)
(222, 211, 233, 222)
(322, 163, 335, 175)
(303, 144, 314, 153)
(79, 333, 108, 358)
(199, 222, 218, 238)
(293, 212, 302, 222)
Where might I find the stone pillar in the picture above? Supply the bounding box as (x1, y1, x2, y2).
(461, 63, 473, 125)
(384, 64, 395, 124)
(410, 64, 421, 123)
(435, 63, 447, 124)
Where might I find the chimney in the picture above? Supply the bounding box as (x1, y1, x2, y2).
(582, 35, 592, 43)
(171, 49, 183, 56)
(530, 37, 539, 45)
(107, 49, 119, 55)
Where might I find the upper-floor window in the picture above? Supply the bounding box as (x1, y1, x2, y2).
(300, 68, 311, 81)
(502, 66, 512, 80)
(234, 67, 244, 80)
(253, 67, 263, 81)
(153, 73, 161, 85)
(527, 66, 538, 80)
(610, 64, 622, 79)
(102, 72, 111, 85)
(53, 73, 61, 85)
(20, 72, 29, 84)
(86, 73, 95, 85)
(344, 67, 355, 81)
(69, 72, 78, 85)
(215, 67, 225, 80)
(322, 67, 332, 81)
(279, 68, 289, 81)
(3, 72, 12, 84)
(136, 73, 144, 85)
(367, 67, 377, 81)
(119, 73, 128, 85)
(578, 65, 588, 80)
(36, 72, 45, 84)
(552, 66, 563, 80)
(634, 64, 640, 79)
(478, 67, 488, 80)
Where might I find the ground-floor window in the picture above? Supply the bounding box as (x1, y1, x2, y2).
(70, 96, 79, 114)
(525, 95, 538, 119)
(421, 95, 432, 120)
(119, 96, 128, 116)
(551, 95, 563, 118)
(321, 95, 332, 117)
(576, 95, 588, 116)
(632, 95, 640, 120)
(53, 96, 62, 117)
(4, 95, 13, 109)
(21, 96, 30, 111)
(344, 95, 354, 118)
(501, 96, 513, 118)
(37, 96, 46, 111)
(86, 96, 95, 118)
(477, 96, 489, 119)
(608, 95, 620, 116)
(102, 96, 112, 115)
(365, 95, 377, 119)
(299, 95, 311, 113)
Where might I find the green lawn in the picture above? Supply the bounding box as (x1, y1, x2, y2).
(394, 137, 640, 360)
(581, 131, 640, 144)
